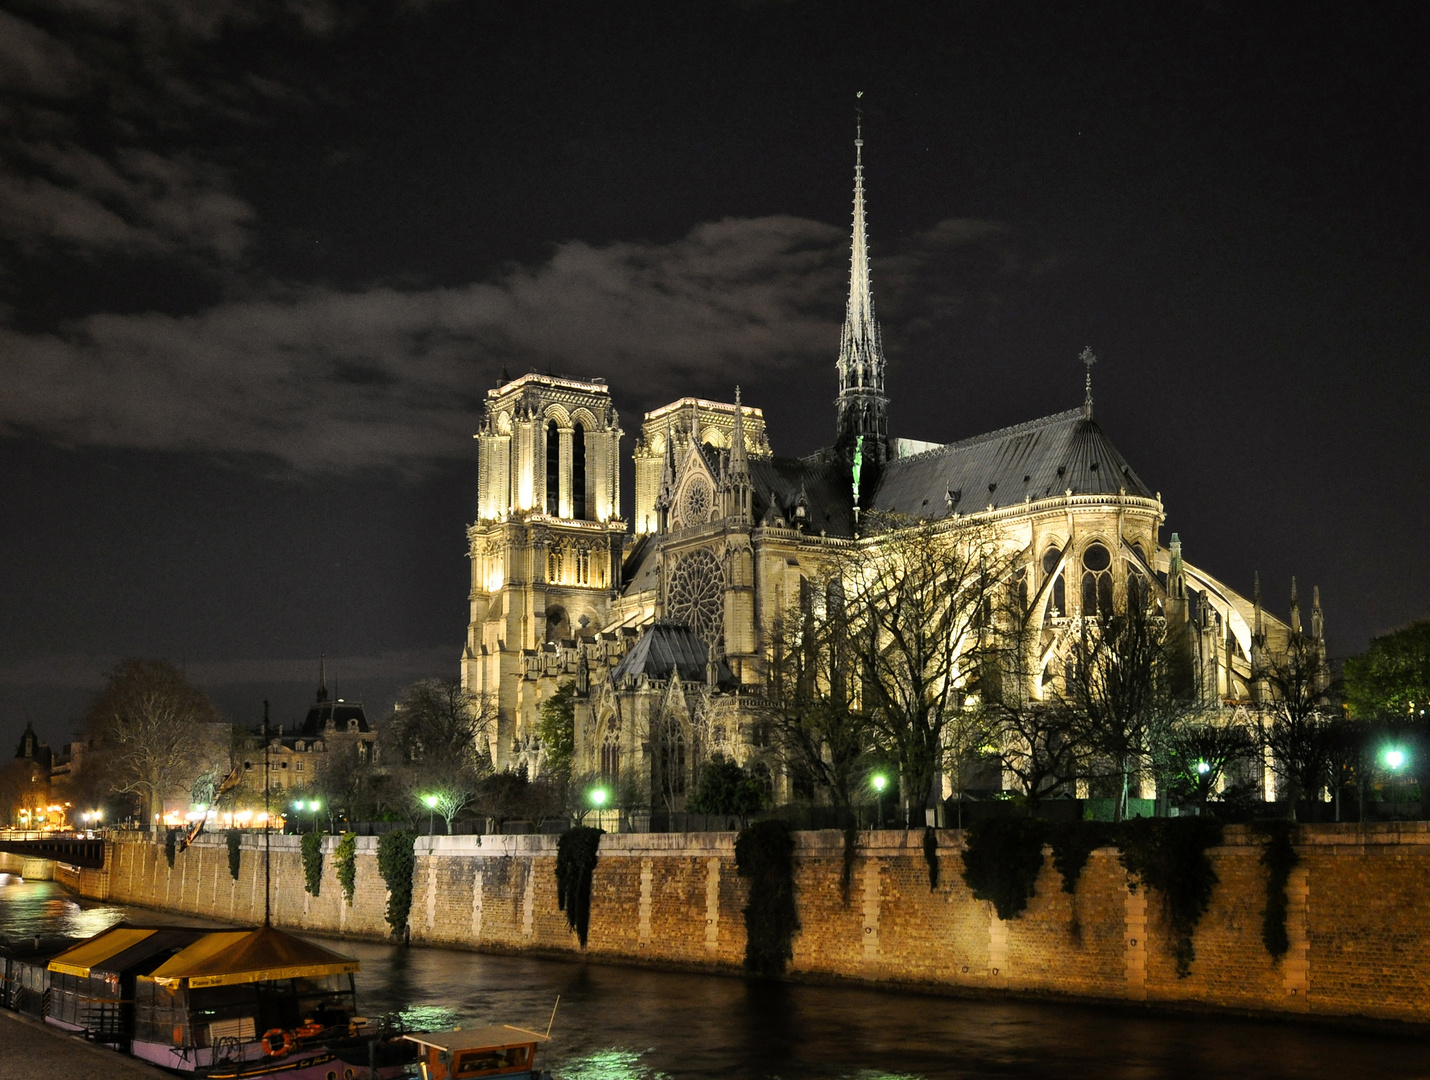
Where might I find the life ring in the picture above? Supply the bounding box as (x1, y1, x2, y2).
(261, 1029, 296, 1057)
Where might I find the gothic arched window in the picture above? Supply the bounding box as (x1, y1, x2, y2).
(600, 732, 620, 786)
(1042, 545, 1066, 617)
(545, 420, 559, 516)
(572, 423, 587, 520)
(1081, 542, 1114, 617)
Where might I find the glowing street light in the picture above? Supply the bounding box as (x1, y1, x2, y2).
(423, 794, 439, 836)
(1385, 748, 1408, 820)
(872, 773, 888, 829)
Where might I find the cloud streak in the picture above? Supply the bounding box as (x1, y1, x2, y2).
(2, 214, 858, 471)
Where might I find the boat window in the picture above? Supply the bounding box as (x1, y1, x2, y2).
(453, 1045, 531, 1077)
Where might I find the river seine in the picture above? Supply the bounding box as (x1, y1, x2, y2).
(2, 873, 1425, 1079)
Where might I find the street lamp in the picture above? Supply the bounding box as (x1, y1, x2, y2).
(1385, 748, 1407, 820)
(423, 794, 438, 836)
(872, 774, 888, 829)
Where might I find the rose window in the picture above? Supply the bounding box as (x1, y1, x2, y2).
(679, 477, 712, 526)
(667, 548, 725, 647)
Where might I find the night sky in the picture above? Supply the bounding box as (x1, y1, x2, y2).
(2, 1, 1427, 749)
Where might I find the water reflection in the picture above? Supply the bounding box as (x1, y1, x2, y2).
(1, 887, 1426, 1079)
(0, 876, 125, 945)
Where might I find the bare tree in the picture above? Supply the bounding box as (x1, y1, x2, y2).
(1254, 632, 1335, 816)
(82, 659, 228, 825)
(382, 678, 496, 830)
(1063, 602, 1178, 820)
(1155, 709, 1256, 811)
(757, 575, 875, 812)
(842, 515, 1011, 825)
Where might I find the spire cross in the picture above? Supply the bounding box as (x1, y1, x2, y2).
(1080, 346, 1097, 418)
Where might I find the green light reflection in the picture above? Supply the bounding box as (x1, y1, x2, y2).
(554, 1047, 667, 1080)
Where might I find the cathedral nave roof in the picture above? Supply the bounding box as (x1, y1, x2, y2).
(870, 409, 1155, 520)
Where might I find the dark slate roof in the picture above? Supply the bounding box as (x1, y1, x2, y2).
(621, 533, 660, 592)
(300, 699, 371, 737)
(610, 621, 734, 685)
(748, 457, 857, 538)
(870, 410, 1154, 519)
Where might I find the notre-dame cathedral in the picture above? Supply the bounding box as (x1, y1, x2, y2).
(460, 130, 1319, 808)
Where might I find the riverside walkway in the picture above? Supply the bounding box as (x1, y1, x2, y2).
(0, 1010, 170, 1080)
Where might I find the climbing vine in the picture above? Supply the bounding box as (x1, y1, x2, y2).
(164, 828, 178, 868)
(1117, 817, 1223, 977)
(555, 826, 604, 947)
(839, 823, 858, 907)
(1048, 822, 1111, 895)
(960, 816, 1047, 920)
(377, 830, 417, 937)
(226, 830, 241, 880)
(335, 832, 358, 905)
(1255, 820, 1299, 960)
(922, 827, 940, 890)
(735, 819, 799, 976)
(301, 830, 324, 897)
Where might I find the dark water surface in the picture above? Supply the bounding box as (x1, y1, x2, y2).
(3, 874, 1426, 1079)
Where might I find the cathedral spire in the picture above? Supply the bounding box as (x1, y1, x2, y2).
(1312, 585, 1324, 641)
(1289, 575, 1303, 635)
(316, 652, 327, 703)
(835, 101, 888, 461)
(730, 386, 748, 476)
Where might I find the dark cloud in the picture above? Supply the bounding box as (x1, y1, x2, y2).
(0, 215, 863, 470)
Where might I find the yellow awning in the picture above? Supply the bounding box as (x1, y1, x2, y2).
(143, 925, 359, 989)
(49, 928, 156, 978)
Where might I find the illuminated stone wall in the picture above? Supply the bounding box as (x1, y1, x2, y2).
(91, 824, 1430, 1025)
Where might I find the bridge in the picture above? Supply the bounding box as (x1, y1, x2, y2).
(0, 833, 106, 869)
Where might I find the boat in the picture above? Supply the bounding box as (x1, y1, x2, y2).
(402, 1025, 553, 1080)
(43, 922, 417, 1079)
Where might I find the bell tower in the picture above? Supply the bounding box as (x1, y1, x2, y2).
(463, 372, 625, 767)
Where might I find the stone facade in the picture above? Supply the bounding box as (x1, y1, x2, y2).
(86, 824, 1430, 1025)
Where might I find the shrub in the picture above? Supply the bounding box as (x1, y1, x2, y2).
(377, 830, 417, 936)
(735, 819, 799, 976)
(555, 826, 604, 947)
(301, 830, 324, 897)
(226, 830, 241, 880)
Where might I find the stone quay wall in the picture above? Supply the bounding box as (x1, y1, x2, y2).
(78, 823, 1430, 1026)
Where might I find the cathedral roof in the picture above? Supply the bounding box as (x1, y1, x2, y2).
(869, 409, 1154, 519)
(611, 621, 734, 685)
(748, 457, 859, 538)
(298, 698, 371, 737)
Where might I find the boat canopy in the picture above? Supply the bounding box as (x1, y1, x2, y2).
(403, 1026, 548, 1052)
(144, 924, 360, 989)
(49, 927, 156, 977)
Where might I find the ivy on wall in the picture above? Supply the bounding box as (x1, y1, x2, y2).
(1255, 820, 1299, 960)
(301, 831, 324, 897)
(960, 817, 1047, 920)
(961, 816, 1223, 978)
(735, 820, 800, 976)
(839, 824, 858, 907)
(555, 826, 604, 947)
(164, 828, 178, 868)
(1116, 817, 1223, 977)
(226, 830, 241, 881)
(922, 827, 940, 891)
(377, 830, 417, 937)
(335, 832, 358, 905)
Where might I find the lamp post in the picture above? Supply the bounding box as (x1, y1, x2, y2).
(588, 786, 608, 826)
(872, 774, 887, 829)
(423, 794, 438, 836)
(1385, 748, 1406, 821)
